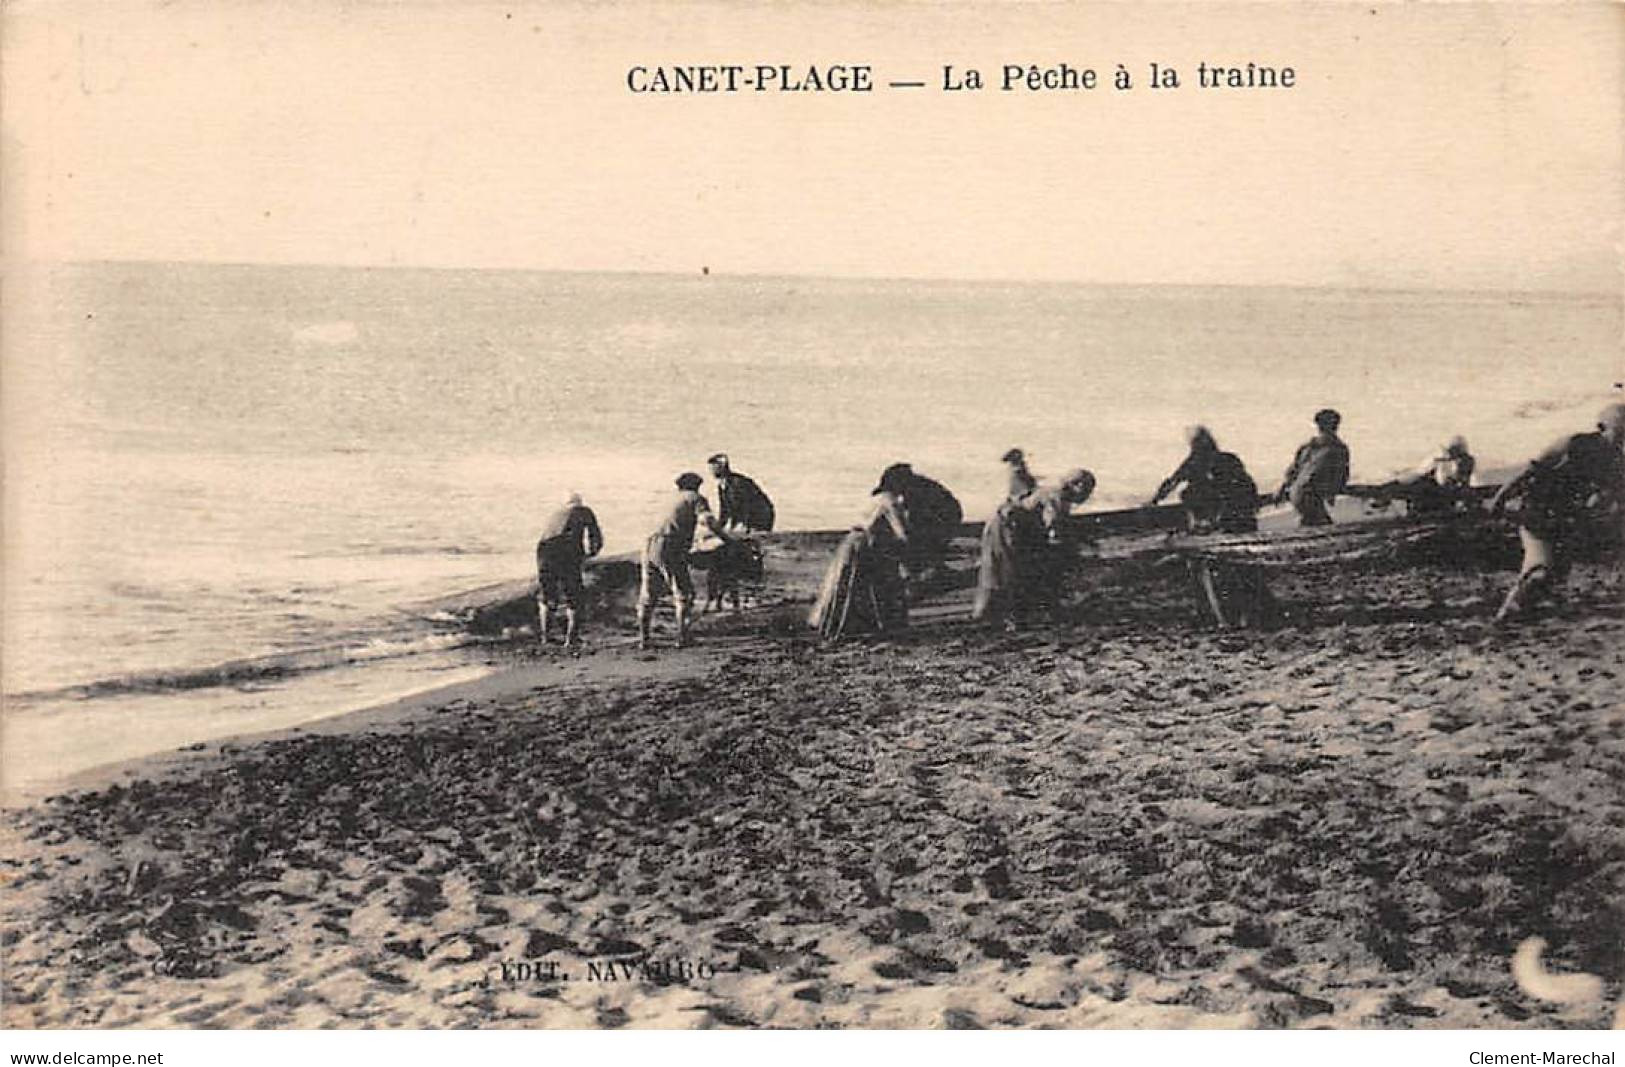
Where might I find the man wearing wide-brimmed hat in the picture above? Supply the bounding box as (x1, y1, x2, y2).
(877, 462, 963, 582)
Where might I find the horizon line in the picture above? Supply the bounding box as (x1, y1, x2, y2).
(17, 255, 1622, 303)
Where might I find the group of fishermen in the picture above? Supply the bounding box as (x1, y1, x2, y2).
(534, 402, 1625, 648)
(532, 453, 774, 649)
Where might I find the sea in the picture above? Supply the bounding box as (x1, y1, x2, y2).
(3, 261, 1619, 793)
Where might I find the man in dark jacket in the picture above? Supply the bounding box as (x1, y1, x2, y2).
(1490, 403, 1625, 622)
(708, 453, 776, 532)
(1150, 427, 1276, 628)
(1151, 425, 1262, 534)
(535, 492, 604, 649)
(878, 462, 963, 581)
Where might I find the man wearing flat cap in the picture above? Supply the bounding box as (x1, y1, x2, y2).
(1275, 408, 1351, 527)
(638, 472, 733, 649)
(707, 453, 775, 533)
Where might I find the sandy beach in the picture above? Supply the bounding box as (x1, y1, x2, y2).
(4, 549, 1622, 1029)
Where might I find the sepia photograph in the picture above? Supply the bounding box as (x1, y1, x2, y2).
(2, 0, 1623, 1040)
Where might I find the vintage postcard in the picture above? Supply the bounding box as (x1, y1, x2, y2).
(2, 0, 1622, 1040)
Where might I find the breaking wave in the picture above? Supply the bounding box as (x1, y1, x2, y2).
(6, 629, 482, 705)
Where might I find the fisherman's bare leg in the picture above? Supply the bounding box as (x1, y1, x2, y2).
(536, 597, 551, 644)
(563, 606, 579, 649)
(636, 552, 657, 650)
(1193, 559, 1230, 628)
(669, 561, 697, 648)
(1496, 528, 1558, 623)
(674, 595, 692, 648)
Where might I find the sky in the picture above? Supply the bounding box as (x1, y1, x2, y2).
(3, 0, 1621, 290)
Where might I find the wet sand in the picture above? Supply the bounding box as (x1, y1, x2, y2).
(3, 557, 1622, 1029)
